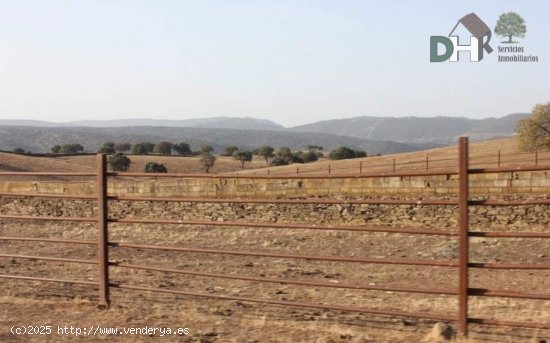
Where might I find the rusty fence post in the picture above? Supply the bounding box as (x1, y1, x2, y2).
(426, 154, 429, 171)
(497, 149, 501, 168)
(458, 137, 469, 336)
(359, 161, 363, 173)
(535, 150, 538, 166)
(97, 154, 110, 307)
(393, 159, 396, 172)
(328, 163, 331, 174)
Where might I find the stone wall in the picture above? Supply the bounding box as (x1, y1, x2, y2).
(0, 170, 549, 197)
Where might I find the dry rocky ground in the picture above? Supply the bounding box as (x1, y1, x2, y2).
(0, 196, 549, 342)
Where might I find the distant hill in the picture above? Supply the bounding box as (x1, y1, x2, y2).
(0, 117, 286, 131)
(290, 113, 528, 144)
(0, 126, 434, 155)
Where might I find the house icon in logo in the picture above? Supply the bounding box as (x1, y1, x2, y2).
(430, 12, 493, 62)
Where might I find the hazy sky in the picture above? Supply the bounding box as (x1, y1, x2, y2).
(0, 0, 548, 126)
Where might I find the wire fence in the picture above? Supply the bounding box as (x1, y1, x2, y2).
(241, 148, 550, 176)
(0, 137, 549, 336)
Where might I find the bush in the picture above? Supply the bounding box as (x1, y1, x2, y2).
(109, 153, 131, 171)
(13, 148, 26, 154)
(200, 145, 214, 154)
(144, 162, 167, 173)
(223, 146, 239, 156)
(300, 150, 319, 163)
(55, 144, 84, 154)
(114, 143, 132, 152)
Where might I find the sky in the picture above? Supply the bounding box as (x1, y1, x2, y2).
(0, 0, 548, 127)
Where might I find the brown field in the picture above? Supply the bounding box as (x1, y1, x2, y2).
(0, 137, 549, 342)
(0, 153, 269, 174)
(0, 198, 549, 342)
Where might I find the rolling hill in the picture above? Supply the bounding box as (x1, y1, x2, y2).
(290, 113, 528, 144)
(0, 126, 434, 155)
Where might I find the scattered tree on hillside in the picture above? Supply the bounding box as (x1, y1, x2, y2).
(200, 145, 214, 154)
(306, 145, 323, 151)
(257, 145, 274, 165)
(13, 148, 26, 154)
(59, 144, 84, 154)
(144, 162, 168, 173)
(233, 150, 253, 169)
(109, 153, 131, 171)
(495, 12, 526, 44)
(299, 150, 319, 163)
(223, 146, 239, 156)
(154, 141, 173, 155)
(131, 142, 155, 155)
(329, 146, 367, 160)
(517, 102, 550, 151)
(199, 152, 216, 173)
(98, 142, 116, 154)
(114, 142, 132, 152)
(270, 157, 289, 166)
(173, 142, 192, 156)
(276, 146, 293, 160)
(51, 145, 61, 154)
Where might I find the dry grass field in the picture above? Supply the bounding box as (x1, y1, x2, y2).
(0, 137, 549, 342)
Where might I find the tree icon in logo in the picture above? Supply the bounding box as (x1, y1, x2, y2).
(494, 12, 526, 44)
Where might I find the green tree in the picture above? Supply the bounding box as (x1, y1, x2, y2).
(60, 144, 84, 154)
(109, 153, 131, 171)
(495, 12, 526, 44)
(223, 146, 239, 156)
(233, 150, 253, 169)
(269, 157, 288, 166)
(13, 148, 26, 154)
(132, 142, 155, 155)
(114, 142, 132, 152)
(200, 145, 214, 154)
(257, 145, 274, 165)
(299, 150, 319, 163)
(173, 142, 192, 156)
(306, 145, 323, 151)
(51, 145, 61, 154)
(329, 146, 366, 160)
(144, 162, 168, 173)
(199, 152, 216, 173)
(154, 141, 173, 155)
(98, 142, 116, 154)
(517, 103, 550, 151)
(276, 146, 293, 160)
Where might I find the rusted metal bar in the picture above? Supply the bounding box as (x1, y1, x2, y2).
(469, 288, 550, 300)
(97, 154, 110, 307)
(109, 195, 459, 206)
(111, 283, 458, 322)
(109, 242, 458, 267)
(469, 165, 550, 174)
(0, 253, 98, 264)
(0, 172, 97, 176)
(469, 199, 550, 206)
(109, 168, 459, 179)
(0, 192, 96, 200)
(0, 236, 97, 245)
(468, 318, 550, 330)
(108, 218, 458, 236)
(0, 215, 97, 222)
(0, 274, 97, 286)
(458, 137, 469, 336)
(469, 231, 550, 238)
(111, 262, 457, 295)
(469, 262, 550, 270)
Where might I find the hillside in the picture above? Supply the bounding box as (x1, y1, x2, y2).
(290, 113, 528, 144)
(0, 126, 434, 155)
(236, 137, 550, 176)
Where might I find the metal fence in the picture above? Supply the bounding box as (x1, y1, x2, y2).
(0, 137, 549, 337)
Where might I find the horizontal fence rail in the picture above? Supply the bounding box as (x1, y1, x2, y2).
(0, 137, 549, 336)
